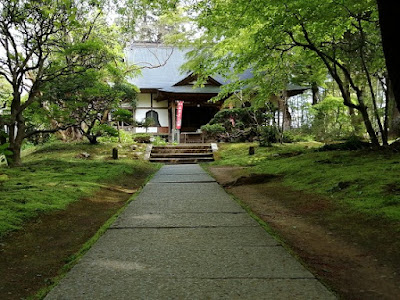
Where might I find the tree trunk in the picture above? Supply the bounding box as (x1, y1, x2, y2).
(386, 78, 400, 138)
(6, 141, 22, 167)
(6, 91, 25, 167)
(377, 1, 400, 113)
(283, 104, 292, 131)
(86, 135, 98, 144)
(357, 92, 380, 147)
(311, 82, 319, 105)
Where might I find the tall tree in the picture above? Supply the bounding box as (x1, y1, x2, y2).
(376, 1, 400, 113)
(36, 69, 137, 145)
(0, 0, 122, 166)
(176, 0, 387, 146)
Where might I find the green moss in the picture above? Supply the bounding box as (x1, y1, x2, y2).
(0, 141, 159, 238)
(212, 143, 400, 222)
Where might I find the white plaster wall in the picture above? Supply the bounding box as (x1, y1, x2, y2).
(152, 100, 168, 108)
(135, 127, 158, 133)
(136, 93, 168, 108)
(137, 93, 151, 107)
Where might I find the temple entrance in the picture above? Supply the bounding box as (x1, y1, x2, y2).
(180, 105, 219, 132)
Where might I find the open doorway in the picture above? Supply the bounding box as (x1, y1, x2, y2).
(180, 105, 219, 132)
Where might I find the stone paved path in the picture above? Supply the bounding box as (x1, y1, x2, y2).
(45, 164, 335, 299)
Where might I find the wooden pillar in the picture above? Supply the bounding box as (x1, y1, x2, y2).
(171, 100, 176, 131)
(171, 100, 177, 142)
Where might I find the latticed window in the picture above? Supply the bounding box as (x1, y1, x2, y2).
(145, 110, 160, 127)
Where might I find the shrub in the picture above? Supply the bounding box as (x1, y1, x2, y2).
(310, 96, 354, 141)
(98, 130, 133, 143)
(320, 135, 370, 151)
(282, 130, 315, 143)
(0, 142, 12, 163)
(258, 126, 279, 147)
(133, 133, 151, 143)
(152, 136, 168, 145)
(201, 124, 226, 139)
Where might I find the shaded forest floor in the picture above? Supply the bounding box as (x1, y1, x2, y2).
(206, 143, 400, 300)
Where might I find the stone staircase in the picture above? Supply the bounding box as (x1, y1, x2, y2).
(149, 144, 214, 164)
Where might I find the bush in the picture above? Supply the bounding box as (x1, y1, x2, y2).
(133, 133, 151, 143)
(310, 96, 354, 141)
(201, 124, 226, 139)
(152, 135, 168, 145)
(206, 107, 274, 143)
(92, 124, 118, 137)
(98, 130, 133, 143)
(320, 135, 370, 151)
(0, 142, 12, 163)
(258, 126, 279, 147)
(282, 130, 315, 143)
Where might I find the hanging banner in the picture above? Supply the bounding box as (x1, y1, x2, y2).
(176, 101, 184, 130)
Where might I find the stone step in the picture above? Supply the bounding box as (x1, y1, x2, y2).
(149, 157, 214, 164)
(152, 145, 211, 150)
(150, 152, 214, 158)
(149, 144, 214, 164)
(151, 148, 213, 154)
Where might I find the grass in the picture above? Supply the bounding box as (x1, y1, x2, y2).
(212, 142, 400, 221)
(0, 141, 159, 238)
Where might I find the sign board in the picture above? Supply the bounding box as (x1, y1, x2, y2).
(176, 101, 184, 130)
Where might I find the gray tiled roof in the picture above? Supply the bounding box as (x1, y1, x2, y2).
(125, 44, 193, 89)
(125, 43, 307, 94)
(159, 85, 221, 94)
(124, 43, 248, 89)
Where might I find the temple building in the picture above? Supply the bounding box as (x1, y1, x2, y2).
(122, 43, 307, 142)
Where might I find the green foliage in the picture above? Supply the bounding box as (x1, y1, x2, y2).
(113, 108, 134, 123)
(92, 123, 119, 138)
(0, 77, 12, 106)
(0, 143, 12, 163)
(152, 135, 168, 145)
(282, 129, 315, 143)
(258, 126, 279, 147)
(205, 107, 275, 142)
(98, 130, 134, 144)
(200, 124, 225, 138)
(310, 96, 355, 141)
(35, 62, 137, 144)
(169, 0, 386, 145)
(320, 135, 371, 151)
(133, 133, 151, 143)
(0, 1, 139, 165)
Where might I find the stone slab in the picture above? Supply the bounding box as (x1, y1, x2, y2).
(46, 277, 334, 300)
(150, 173, 216, 183)
(126, 199, 243, 214)
(156, 164, 205, 175)
(128, 183, 244, 213)
(94, 227, 280, 248)
(137, 182, 235, 202)
(48, 244, 314, 280)
(44, 164, 336, 300)
(110, 212, 259, 228)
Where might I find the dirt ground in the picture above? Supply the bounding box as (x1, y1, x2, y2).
(0, 173, 146, 300)
(208, 166, 400, 300)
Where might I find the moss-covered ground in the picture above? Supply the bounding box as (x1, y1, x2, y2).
(0, 141, 158, 238)
(211, 142, 400, 221)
